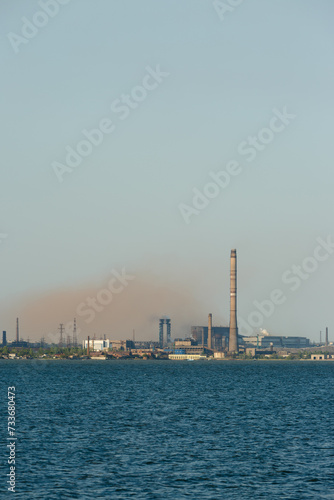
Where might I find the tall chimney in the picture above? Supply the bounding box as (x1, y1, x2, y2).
(208, 314, 212, 350)
(326, 327, 329, 347)
(16, 318, 19, 343)
(87, 336, 90, 357)
(229, 249, 238, 353)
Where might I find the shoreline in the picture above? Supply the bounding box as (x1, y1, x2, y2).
(2, 357, 334, 362)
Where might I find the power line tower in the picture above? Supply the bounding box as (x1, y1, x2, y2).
(73, 318, 78, 348)
(58, 323, 65, 348)
(66, 335, 71, 348)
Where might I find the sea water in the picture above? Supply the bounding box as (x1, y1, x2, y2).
(1, 360, 333, 499)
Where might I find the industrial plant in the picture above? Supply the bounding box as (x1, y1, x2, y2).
(169, 249, 313, 359)
(0, 249, 332, 360)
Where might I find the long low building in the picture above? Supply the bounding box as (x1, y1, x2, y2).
(83, 339, 135, 351)
(242, 335, 310, 349)
(169, 354, 207, 360)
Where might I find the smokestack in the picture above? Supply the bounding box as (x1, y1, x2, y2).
(16, 318, 19, 343)
(3, 331, 7, 346)
(229, 249, 238, 353)
(326, 327, 329, 347)
(208, 314, 212, 350)
(87, 336, 90, 357)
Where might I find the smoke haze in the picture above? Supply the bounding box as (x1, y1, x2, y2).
(2, 270, 228, 344)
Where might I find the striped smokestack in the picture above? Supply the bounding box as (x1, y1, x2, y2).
(208, 313, 212, 350)
(229, 249, 238, 353)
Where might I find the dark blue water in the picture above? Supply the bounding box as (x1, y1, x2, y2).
(1, 360, 334, 499)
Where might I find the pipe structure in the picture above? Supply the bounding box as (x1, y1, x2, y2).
(16, 318, 19, 343)
(87, 336, 90, 357)
(208, 314, 212, 350)
(229, 249, 238, 353)
(326, 327, 329, 347)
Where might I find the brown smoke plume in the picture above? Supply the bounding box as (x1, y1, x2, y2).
(3, 270, 225, 343)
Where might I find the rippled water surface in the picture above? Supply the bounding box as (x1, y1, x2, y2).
(1, 360, 334, 499)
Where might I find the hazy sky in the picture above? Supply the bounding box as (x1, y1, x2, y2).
(1, 0, 334, 342)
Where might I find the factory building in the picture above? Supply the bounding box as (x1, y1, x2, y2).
(242, 334, 310, 349)
(191, 326, 243, 351)
(83, 339, 135, 351)
(191, 326, 229, 350)
(172, 339, 212, 358)
(111, 340, 135, 351)
(83, 339, 111, 351)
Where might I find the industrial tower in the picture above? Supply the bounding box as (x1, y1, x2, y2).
(73, 318, 78, 348)
(159, 317, 171, 347)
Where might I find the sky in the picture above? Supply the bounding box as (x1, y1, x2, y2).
(1, 0, 334, 343)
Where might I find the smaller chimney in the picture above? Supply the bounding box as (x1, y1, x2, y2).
(87, 336, 90, 357)
(2, 331, 7, 346)
(16, 318, 19, 343)
(326, 327, 329, 347)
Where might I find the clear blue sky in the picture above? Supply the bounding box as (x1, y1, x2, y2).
(1, 0, 334, 342)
